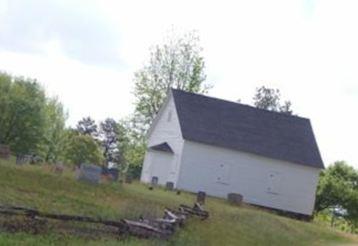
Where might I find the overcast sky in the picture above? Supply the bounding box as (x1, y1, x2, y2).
(0, 0, 357, 168)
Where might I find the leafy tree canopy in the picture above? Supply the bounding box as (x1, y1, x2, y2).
(133, 30, 211, 132)
(0, 72, 50, 155)
(315, 161, 358, 231)
(64, 133, 104, 166)
(253, 86, 293, 115)
(41, 97, 67, 162)
(117, 119, 146, 178)
(99, 118, 122, 165)
(76, 117, 98, 138)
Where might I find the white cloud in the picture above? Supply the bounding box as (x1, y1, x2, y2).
(0, 0, 123, 66)
(0, 50, 134, 126)
(0, 0, 357, 168)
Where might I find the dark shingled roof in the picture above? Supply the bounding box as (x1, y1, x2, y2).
(171, 89, 324, 169)
(149, 142, 174, 153)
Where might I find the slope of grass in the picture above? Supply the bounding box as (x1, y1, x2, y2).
(0, 159, 357, 246)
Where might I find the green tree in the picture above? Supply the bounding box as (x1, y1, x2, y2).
(315, 161, 358, 232)
(0, 72, 47, 155)
(115, 119, 146, 178)
(64, 133, 104, 166)
(253, 86, 293, 114)
(41, 98, 67, 163)
(76, 117, 98, 138)
(133, 30, 211, 132)
(99, 118, 121, 165)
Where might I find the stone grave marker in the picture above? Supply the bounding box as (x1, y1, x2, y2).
(227, 193, 243, 206)
(15, 155, 31, 165)
(109, 168, 119, 181)
(54, 163, 64, 174)
(0, 145, 10, 159)
(77, 164, 101, 184)
(125, 174, 132, 184)
(197, 191, 206, 205)
(151, 176, 158, 186)
(166, 182, 174, 191)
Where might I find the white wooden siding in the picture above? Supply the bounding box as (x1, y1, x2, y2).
(143, 150, 174, 185)
(140, 92, 184, 186)
(177, 140, 320, 215)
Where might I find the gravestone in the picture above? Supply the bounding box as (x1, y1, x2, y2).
(16, 155, 31, 165)
(30, 154, 42, 164)
(109, 168, 119, 181)
(0, 145, 10, 159)
(197, 191, 206, 205)
(54, 163, 64, 174)
(166, 182, 174, 191)
(227, 193, 243, 206)
(77, 164, 101, 184)
(100, 167, 115, 183)
(151, 176, 158, 186)
(125, 174, 132, 184)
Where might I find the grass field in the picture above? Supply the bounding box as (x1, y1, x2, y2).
(0, 158, 357, 246)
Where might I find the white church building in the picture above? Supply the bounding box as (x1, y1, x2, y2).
(140, 89, 324, 216)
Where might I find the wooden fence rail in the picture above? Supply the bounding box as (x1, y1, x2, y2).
(0, 203, 209, 239)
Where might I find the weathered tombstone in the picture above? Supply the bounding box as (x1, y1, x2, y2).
(109, 168, 119, 181)
(166, 182, 174, 191)
(101, 167, 111, 182)
(29, 154, 40, 164)
(15, 155, 23, 165)
(197, 191, 206, 205)
(125, 174, 132, 184)
(54, 163, 64, 174)
(227, 193, 243, 206)
(101, 166, 109, 175)
(0, 145, 10, 159)
(77, 164, 101, 184)
(16, 155, 31, 165)
(151, 176, 158, 186)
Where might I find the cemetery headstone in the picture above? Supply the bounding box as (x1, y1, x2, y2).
(15, 155, 22, 165)
(16, 155, 31, 165)
(101, 167, 111, 182)
(29, 155, 42, 164)
(54, 163, 64, 174)
(0, 145, 10, 159)
(101, 166, 109, 175)
(227, 193, 243, 206)
(197, 191, 206, 205)
(151, 176, 158, 186)
(166, 182, 174, 191)
(77, 164, 101, 184)
(109, 168, 119, 181)
(125, 174, 132, 184)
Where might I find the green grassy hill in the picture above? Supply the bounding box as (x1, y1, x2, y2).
(0, 159, 357, 246)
